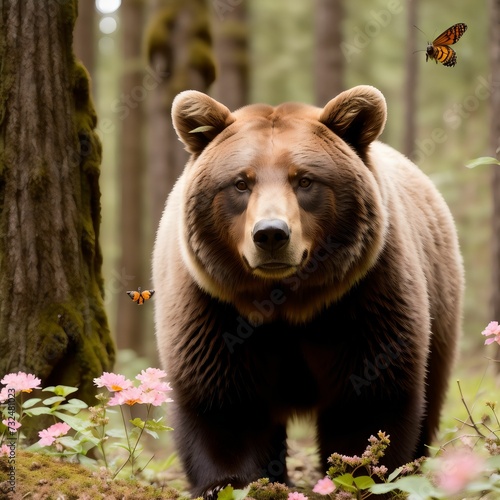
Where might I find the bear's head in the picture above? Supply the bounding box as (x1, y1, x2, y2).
(172, 85, 388, 324)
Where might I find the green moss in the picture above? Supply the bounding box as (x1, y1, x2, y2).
(145, 4, 179, 62)
(145, 0, 216, 95)
(0, 451, 180, 499)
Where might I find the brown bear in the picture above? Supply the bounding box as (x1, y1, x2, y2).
(152, 85, 463, 498)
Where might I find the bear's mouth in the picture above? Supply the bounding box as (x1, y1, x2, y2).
(252, 262, 298, 279)
(259, 262, 290, 270)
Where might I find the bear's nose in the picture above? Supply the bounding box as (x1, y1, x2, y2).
(252, 219, 290, 252)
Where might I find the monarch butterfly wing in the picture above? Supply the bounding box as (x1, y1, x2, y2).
(434, 45, 457, 67)
(432, 23, 467, 46)
(127, 291, 140, 303)
(141, 290, 155, 301)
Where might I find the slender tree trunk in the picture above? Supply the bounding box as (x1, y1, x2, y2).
(115, 0, 147, 352)
(146, 0, 216, 230)
(490, 0, 500, 363)
(0, 0, 114, 402)
(314, 0, 344, 105)
(74, 0, 96, 79)
(211, 0, 249, 110)
(403, 0, 418, 158)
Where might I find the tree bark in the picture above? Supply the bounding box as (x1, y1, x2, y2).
(115, 0, 147, 352)
(211, 0, 249, 110)
(490, 0, 500, 362)
(403, 0, 418, 158)
(0, 0, 114, 402)
(146, 0, 216, 231)
(314, 0, 345, 106)
(74, 0, 96, 79)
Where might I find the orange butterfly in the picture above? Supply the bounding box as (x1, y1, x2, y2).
(426, 23, 467, 67)
(127, 287, 155, 305)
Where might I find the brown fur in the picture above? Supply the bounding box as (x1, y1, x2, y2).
(153, 86, 463, 498)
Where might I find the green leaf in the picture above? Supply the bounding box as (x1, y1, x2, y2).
(189, 125, 215, 134)
(217, 485, 238, 500)
(143, 429, 159, 440)
(43, 385, 79, 397)
(333, 473, 357, 493)
(130, 418, 173, 433)
(22, 397, 42, 409)
(232, 487, 251, 500)
(105, 428, 127, 438)
(55, 399, 87, 414)
(58, 436, 83, 453)
(130, 417, 146, 429)
(43, 396, 66, 406)
(370, 476, 441, 498)
(465, 156, 500, 169)
(52, 411, 91, 432)
(353, 475, 376, 489)
(24, 406, 52, 416)
(66, 398, 88, 408)
(111, 442, 133, 452)
(387, 466, 403, 482)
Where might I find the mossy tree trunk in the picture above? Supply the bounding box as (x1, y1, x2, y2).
(0, 0, 114, 402)
(211, 0, 249, 110)
(146, 0, 216, 230)
(74, 0, 96, 81)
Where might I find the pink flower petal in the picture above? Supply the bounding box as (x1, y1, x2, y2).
(94, 372, 133, 392)
(313, 477, 336, 495)
(1, 372, 41, 392)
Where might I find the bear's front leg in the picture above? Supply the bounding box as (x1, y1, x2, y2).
(172, 404, 290, 498)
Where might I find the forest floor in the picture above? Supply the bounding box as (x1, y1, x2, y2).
(1, 347, 498, 499)
(0, 432, 322, 500)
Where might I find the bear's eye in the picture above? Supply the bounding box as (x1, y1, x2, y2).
(298, 177, 312, 189)
(235, 180, 248, 192)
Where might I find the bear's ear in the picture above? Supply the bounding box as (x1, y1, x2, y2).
(172, 91, 235, 155)
(319, 85, 387, 155)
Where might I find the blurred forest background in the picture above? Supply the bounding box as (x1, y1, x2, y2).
(78, 0, 497, 368)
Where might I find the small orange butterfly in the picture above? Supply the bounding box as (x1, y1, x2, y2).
(127, 287, 155, 305)
(426, 23, 467, 67)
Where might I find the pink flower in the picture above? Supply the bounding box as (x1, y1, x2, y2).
(136, 368, 167, 385)
(94, 372, 133, 392)
(2, 419, 21, 432)
(108, 386, 144, 406)
(141, 388, 173, 406)
(481, 321, 500, 345)
(288, 493, 308, 500)
(313, 477, 336, 495)
(1, 372, 41, 393)
(434, 449, 485, 494)
(0, 444, 10, 456)
(38, 422, 71, 447)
